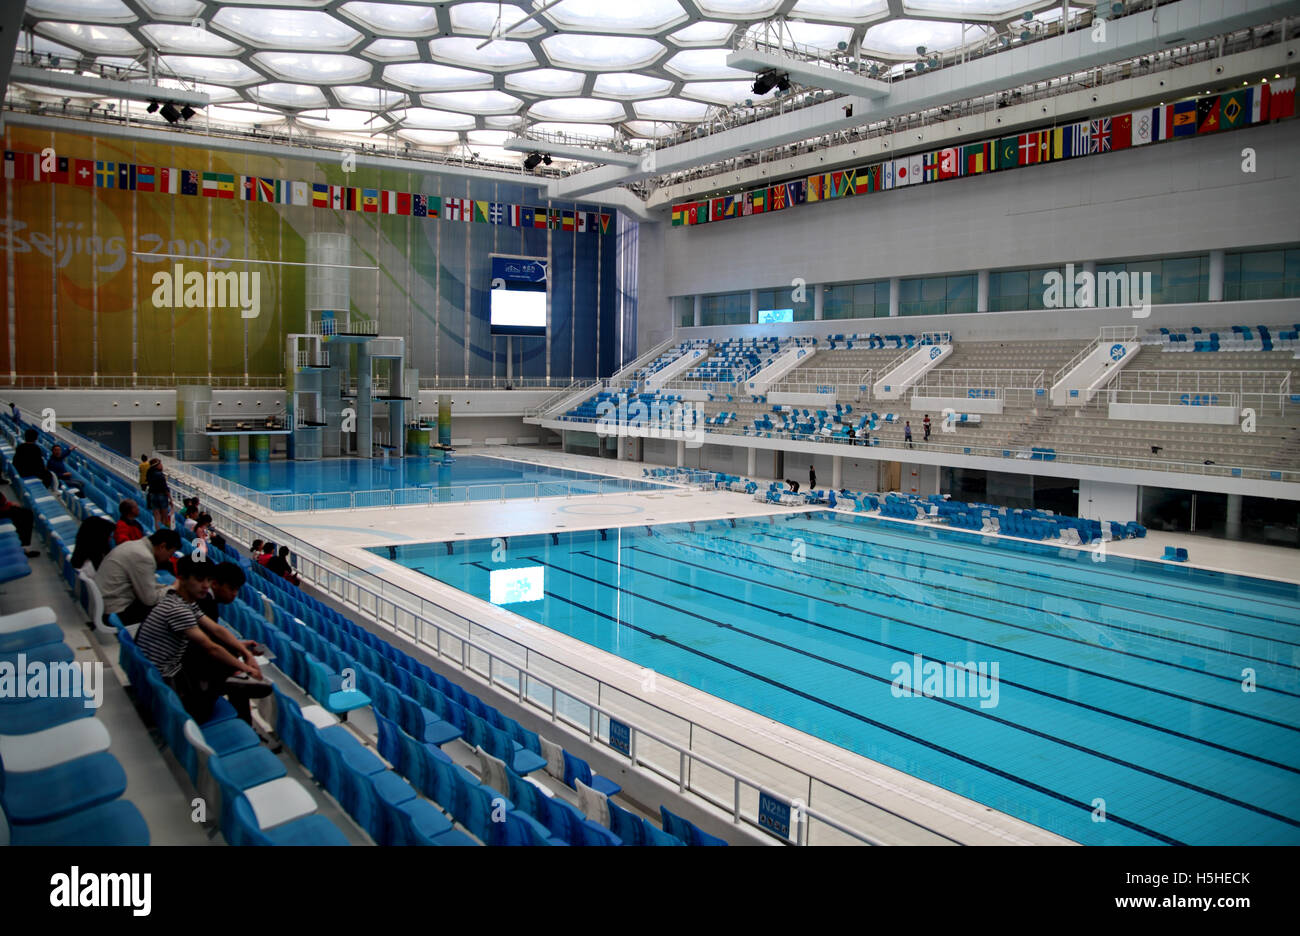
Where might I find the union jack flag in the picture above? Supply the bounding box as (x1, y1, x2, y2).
(1089, 118, 1112, 153)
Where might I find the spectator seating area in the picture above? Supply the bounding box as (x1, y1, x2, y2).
(1144, 324, 1300, 352)
(630, 339, 711, 385)
(683, 337, 808, 383)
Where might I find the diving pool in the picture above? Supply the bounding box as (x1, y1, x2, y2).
(372, 510, 1300, 846)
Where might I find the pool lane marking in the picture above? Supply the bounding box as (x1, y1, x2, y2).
(600, 547, 1300, 772)
(491, 559, 1178, 845)
(523, 554, 1299, 834)
(675, 530, 1300, 673)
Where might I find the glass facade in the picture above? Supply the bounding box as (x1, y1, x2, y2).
(823, 281, 890, 319)
(699, 291, 750, 326)
(898, 274, 977, 316)
(756, 287, 814, 322)
(1224, 247, 1300, 300)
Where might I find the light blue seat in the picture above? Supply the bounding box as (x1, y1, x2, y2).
(225, 794, 349, 847)
(0, 695, 95, 735)
(318, 724, 386, 777)
(562, 749, 621, 798)
(0, 621, 63, 654)
(0, 748, 127, 825)
(660, 805, 729, 846)
(1, 799, 150, 846)
(305, 655, 371, 717)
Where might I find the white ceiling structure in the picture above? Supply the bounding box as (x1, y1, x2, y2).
(10, 0, 1095, 169)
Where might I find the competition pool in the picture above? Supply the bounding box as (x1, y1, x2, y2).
(372, 510, 1300, 846)
(191, 455, 668, 511)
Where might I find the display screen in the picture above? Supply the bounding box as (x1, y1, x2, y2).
(490, 287, 547, 336)
(758, 308, 794, 324)
(490, 566, 545, 604)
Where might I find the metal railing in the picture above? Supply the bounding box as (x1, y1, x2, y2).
(295, 351, 329, 369)
(54, 426, 956, 846)
(0, 374, 284, 389)
(1111, 369, 1291, 396)
(609, 335, 681, 383)
(1052, 339, 1102, 387)
(912, 368, 1046, 398)
(770, 368, 874, 397)
(525, 379, 602, 420)
(417, 377, 570, 390)
(1103, 389, 1242, 409)
(308, 318, 379, 337)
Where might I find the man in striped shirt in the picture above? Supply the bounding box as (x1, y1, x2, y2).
(136, 556, 269, 724)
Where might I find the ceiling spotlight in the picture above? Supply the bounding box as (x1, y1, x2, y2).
(542, 153, 552, 166)
(523, 151, 542, 171)
(751, 70, 776, 96)
(160, 102, 181, 124)
(775, 73, 791, 93)
(180, 105, 196, 121)
(146, 101, 159, 113)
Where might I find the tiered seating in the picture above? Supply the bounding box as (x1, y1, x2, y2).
(561, 390, 688, 423)
(823, 333, 916, 350)
(683, 337, 795, 383)
(1145, 324, 1300, 353)
(631, 339, 711, 383)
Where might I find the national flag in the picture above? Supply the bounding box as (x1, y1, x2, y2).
(445, 197, 462, 222)
(312, 182, 329, 207)
(8, 151, 40, 181)
(1061, 122, 1089, 158)
(426, 195, 440, 218)
(362, 188, 378, 212)
(472, 200, 488, 223)
(550, 209, 564, 229)
(1251, 84, 1266, 123)
(1131, 110, 1154, 146)
(672, 204, 686, 226)
(50, 156, 71, 185)
(380, 190, 397, 213)
(1219, 89, 1252, 131)
(686, 203, 700, 225)
(330, 185, 343, 209)
(1019, 131, 1042, 164)
(905, 154, 923, 185)
(181, 170, 199, 196)
(937, 147, 961, 179)
(531, 204, 548, 227)
(238, 175, 254, 200)
(562, 210, 575, 230)
(1111, 112, 1133, 150)
(786, 180, 806, 205)
(1153, 107, 1172, 142)
(1037, 132, 1053, 163)
(599, 213, 611, 235)
(73, 158, 94, 187)
(1196, 95, 1222, 134)
(855, 164, 882, 193)
(806, 174, 823, 202)
(396, 192, 410, 215)
(490, 202, 506, 225)
(750, 190, 765, 213)
(994, 137, 1018, 170)
(769, 186, 787, 211)
(1171, 100, 1198, 137)
(1087, 119, 1111, 153)
(739, 193, 752, 216)
(347, 187, 361, 211)
(894, 158, 911, 185)
(118, 163, 133, 190)
(260, 178, 279, 202)
(290, 181, 308, 205)
(2, 151, 14, 180)
(132, 164, 153, 191)
(882, 160, 896, 190)
(412, 194, 427, 217)
(203, 172, 235, 198)
(520, 206, 534, 227)
(1266, 76, 1295, 120)
(95, 161, 116, 188)
(961, 143, 989, 175)
(922, 151, 941, 182)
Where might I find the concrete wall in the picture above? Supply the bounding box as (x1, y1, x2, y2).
(1079, 479, 1139, 522)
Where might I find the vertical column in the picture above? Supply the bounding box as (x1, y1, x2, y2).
(832, 454, 842, 490)
(813, 286, 824, 321)
(747, 447, 757, 478)
(1225, 492, 1242, 540)
(693, 295, 702, 327)
(676, 439, 685, 467)
(889, 277, 900, 317)
(357, 345, 373, 456)
(1208, 249, 1225, 302)
(749, 289, 759, 324)
(977, 270, 990, 313)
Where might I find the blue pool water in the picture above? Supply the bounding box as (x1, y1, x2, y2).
(192, 455, 667, 510)
(373, 511, 1300, 845)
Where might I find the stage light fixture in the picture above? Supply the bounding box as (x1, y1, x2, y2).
(523, 151, 543, 171)
(146, 101, 159, 113)
(751, 71, 776, 96)
(542, 154, 552, 166)
(775, 73, 791, 93)
(160, 102, 181, 124)
(180, 105, 196, 121)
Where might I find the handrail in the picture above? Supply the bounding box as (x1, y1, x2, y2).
(1052, 339, 1100, 387)
(0, 374, 285, 389)
(913, 368, 1046, 393)
(54, 430, 954, 846)
(525, 379, 600, 419)
(1104, 389, 1241, 408)
(609, 335, 680, 383)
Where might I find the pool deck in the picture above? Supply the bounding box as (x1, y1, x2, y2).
(179, 445, 1299, 846)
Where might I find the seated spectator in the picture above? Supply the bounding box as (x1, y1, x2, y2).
(256, 542, 276, 566)
(12, 427, 47, 484)
(136, 557, 269, 725)
(114, 499, 146, 544)
(0, 491, 40, 558)
(71, 516, 116, 574)
(45, 443, 78, 489)
(785, 479, 800, 494)
(97, 528, 181, 627)
(182, 503, 200, 532)
(9, 401, 20, 423)
(196, 562, 245, 626)
(265, 545, 301, 587)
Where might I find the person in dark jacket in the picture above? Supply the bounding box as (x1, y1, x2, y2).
(72, 516, 117, 573)
(12, 428, 47, 484)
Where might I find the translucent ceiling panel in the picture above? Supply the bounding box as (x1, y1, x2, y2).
(253, 53, 374, 84)
(139, 0, 205, 16)
(904, 0, 1030, 15)
(466, 129, 514, 146)
(140, 25, 244, 56)
(592, 73, 675, 99)
(249, 83, 330, 108)
(429, 37, 538, 70)
(26, 0, 134, 21)
(668, 21, 736, 45)
(212, 8, 362, 51)
(462, 146, 522, 163)
(395, 128, 461, 146)
(297, 109, 386, 132)
(160, 55, 264, 85)
(542, 0, 688, 32)
(541, 35, 664, 70)
(862, 19, 991, 57)
(449, 2, 544, 38)
(664, 49, 750, 80)
(364, 39, 418, 61)
(35, 24, 144, 56)
(505, 69, 587, 96)
(393, 107, 477, 130)
(681, 80, 757, 105)
(634, 98, 711, 121)
(529, 121, 620, 140)
(333, 85, 407, 109)
(528, 98, 626, 122)
(156, 78, 243, 103)
(204, 105, 288, 125)
(623, 120, 684, 137)
(25, 36, 81, 59)
(780, 22, 856, 50)
(483, 115, 527, 130)
(341, 1, 443, 36)
(418, 90, 524, 115)
(384, 63, 493, 92)
(695, 0, 784, 17)
(789, 0, 889, 20)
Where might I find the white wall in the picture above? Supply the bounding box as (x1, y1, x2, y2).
(1078, 479, 1138, 522)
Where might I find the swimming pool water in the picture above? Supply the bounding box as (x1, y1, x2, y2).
(192, 455, 667, 510)
(374, 511, 1300, 846)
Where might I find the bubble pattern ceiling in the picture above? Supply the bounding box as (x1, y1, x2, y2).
(15, 0, 1087, 169)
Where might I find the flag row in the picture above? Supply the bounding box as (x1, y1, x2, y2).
(673, 79, 1296, 226)
(0, 154, 613, 234)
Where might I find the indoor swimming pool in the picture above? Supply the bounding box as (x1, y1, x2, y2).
(192, 455, 668, 510)
(372, 511, 1300, 846)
